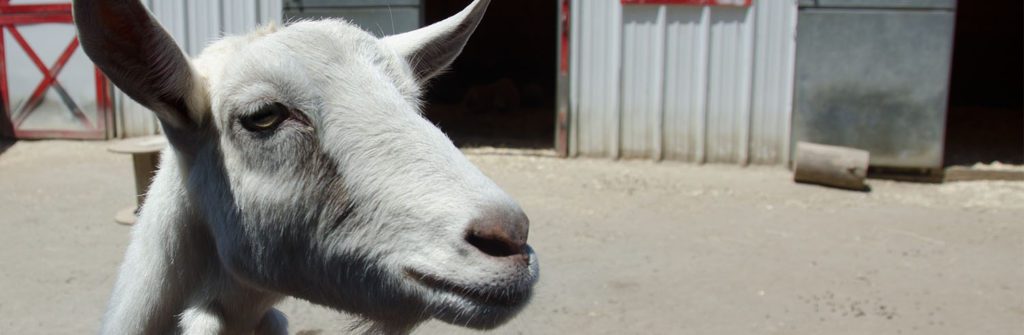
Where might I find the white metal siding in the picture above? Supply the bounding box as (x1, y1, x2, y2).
(116, 0, 282, 137)
(621, 5, 664, 159)
(751, 0, 797, 164)
(663, 6, 709, 162)
(572, 0, 622, 158)
(571, 0, 797, 165)
(705, 7, 754, 163)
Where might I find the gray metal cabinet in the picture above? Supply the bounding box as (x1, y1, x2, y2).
(284, 0, 422, 36)
(792, 0, 956, 170)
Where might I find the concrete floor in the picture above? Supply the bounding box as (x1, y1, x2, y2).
(0, 140, 1021, 334)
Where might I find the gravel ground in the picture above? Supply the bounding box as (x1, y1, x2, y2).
(0, 140, 1021, 334)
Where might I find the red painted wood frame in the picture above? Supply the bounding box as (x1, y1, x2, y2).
(559, 0, 570, 75)
(621, 0, 752, 6)
(0, 0, 112, 139)
(555, 0, 571, 157)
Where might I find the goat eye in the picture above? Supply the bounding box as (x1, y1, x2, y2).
(241, 103, 289, 131)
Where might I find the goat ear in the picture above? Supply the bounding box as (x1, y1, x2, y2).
(383, 0, 490, 83)
(73, 0, 208, 130)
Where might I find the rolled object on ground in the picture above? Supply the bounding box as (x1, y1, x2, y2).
(793, 142, 870, 191)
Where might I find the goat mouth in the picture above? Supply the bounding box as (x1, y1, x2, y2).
(404, 269, 532, 308)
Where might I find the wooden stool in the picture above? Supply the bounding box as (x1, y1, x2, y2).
(108, 136, 167, 225)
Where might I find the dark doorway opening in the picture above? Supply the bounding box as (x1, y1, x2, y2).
(422, 0, 557, 149)
(944, 0, 1024, 166)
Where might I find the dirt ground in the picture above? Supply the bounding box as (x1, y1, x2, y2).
(0, 140, 1021, 334)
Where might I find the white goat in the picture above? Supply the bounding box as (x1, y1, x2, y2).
(73, 0, 538, 333)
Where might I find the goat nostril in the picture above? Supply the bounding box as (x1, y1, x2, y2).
(465, 231, 523, 258)
(465, 205, 529, 258)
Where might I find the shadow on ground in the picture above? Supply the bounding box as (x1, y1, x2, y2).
(0, 140, 14, 156)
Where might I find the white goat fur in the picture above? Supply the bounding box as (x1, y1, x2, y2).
(75, 0, 538, 334)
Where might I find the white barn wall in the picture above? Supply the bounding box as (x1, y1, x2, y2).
(663, 6, 710, 162)
(571, 0, 797, 165)
(621, 5, 664, 159)
(116, 0, 282, 137)
(705, 7, 754, 163)
(750, 0, 797, 164)
(572, 0, 622, 158)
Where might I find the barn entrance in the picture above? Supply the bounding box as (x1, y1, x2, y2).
(284, 0, 557, 148)
(420, 0, 556, 148)
(943, 0, 1023, 166)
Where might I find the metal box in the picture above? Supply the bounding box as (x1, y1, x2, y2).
(283, 0, 422, 37)
(792, 0, 956, 170)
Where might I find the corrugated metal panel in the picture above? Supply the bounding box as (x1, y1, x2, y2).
(573, 0, 622, 158)
(620, 5, 664, 159)
(261, 0, 284, 25)
(222, 0, 259, 35)
(750, 0, 797, 164)
(568, 0, 582, 157)
(705, 6, 754, 164)
(570, 0, 797, 165)
(116, 0, 282, 137)
(663, 6, 709, 162)
(186, 0, 222, 56)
